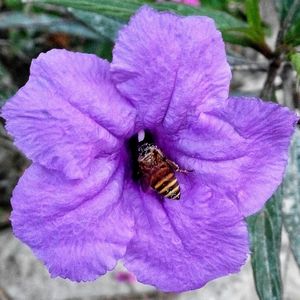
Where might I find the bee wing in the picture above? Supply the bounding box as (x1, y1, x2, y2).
(153, 148, 180, 171)
(137, 159, 152, 192)
(166, 158, 193, 173)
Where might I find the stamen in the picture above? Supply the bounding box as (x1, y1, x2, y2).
(138, 130, 145, 142)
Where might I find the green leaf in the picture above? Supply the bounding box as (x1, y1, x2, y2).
(31, 0, 247, 29)
(4, 0, 23, 9)
(247, 191, 283, 300)
(30, 0, 146, 20)
(83, 38, 114, 61)
(0, 62, 17, 107)
(245, 0, 264, 42)
(276, 0, 300, 45)
(31, 0, 253, 46)
(275, 0, 300, 23)
(282, 129, 300, 269)
(151, 2, 268, 50)
(285, 19, 300, 46)
(152, 2, 248, 30)
(0, 12, 100, 40)
(70, 9, 123, 41)
(200, 0, 229, 10)
(291, 53, 300, 75)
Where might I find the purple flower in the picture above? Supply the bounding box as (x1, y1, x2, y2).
(114, 271, 136, 284)
(1, 6, 298, 292)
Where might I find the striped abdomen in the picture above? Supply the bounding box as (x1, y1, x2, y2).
(150, 165, 180, 200)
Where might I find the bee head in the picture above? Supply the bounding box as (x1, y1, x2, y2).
(128, 129, 155, 180)
(136, 130, 155, 158)
(137, 143, 155, 158)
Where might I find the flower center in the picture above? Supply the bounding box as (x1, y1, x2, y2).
(128, 129, 154, 181)
(128, 130, 182, 200)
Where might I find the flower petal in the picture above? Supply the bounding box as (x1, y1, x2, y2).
(2, 49, 136, 179)
(123, 176, 248, 292)
(10, 156, 134, 281)
(111, 6, 230, 132)
(156, 97, 298, 216)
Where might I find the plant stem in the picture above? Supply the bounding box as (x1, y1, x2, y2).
(260, 0, 300, 100)
(260, 57, 281, 100)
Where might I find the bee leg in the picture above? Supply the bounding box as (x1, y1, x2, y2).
(166, 159, 193, 173)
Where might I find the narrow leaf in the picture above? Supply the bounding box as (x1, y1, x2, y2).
(30, 0, 254, 46)
(0, 62, 17, 107)
(69, 9, 123, 41)
(276, 0, 300, 45)
(275, 0, 300, 23)
(200, 0, 229, 10)
(245, 0, 264, 42)
(284, 20, 300, 46)
(29, 0, 145, 20)
(3, 0, 23, 9)
(0, 12, 100, 40)
(282, 129, 300, 268)
(31, 0, 248, 29)
(291, 53, 300, 75)
(247, 191, 283, 300)
(151, 2, 248, 30)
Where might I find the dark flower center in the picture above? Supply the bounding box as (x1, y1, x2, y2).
(128, 129, 154, 181)
(128, 130, 182, 200)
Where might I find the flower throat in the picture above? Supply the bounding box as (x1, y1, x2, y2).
(129, 130, 189, 200)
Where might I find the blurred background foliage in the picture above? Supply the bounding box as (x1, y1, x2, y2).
(1, 1, 300, 300)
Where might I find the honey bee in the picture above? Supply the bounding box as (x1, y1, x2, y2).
(137, 141, 189, 200)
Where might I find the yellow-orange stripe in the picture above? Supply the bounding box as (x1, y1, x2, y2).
(158, 178, 177, 194)
(165, 185, 180, 198)
(154, 173, 174, 189)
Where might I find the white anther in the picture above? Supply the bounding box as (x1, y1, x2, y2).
(138, 130, 145, 142)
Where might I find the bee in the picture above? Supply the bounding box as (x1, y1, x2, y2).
(137, 141, 189, 200)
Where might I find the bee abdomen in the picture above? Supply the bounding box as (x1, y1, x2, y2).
(152, 171, 181, 200)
